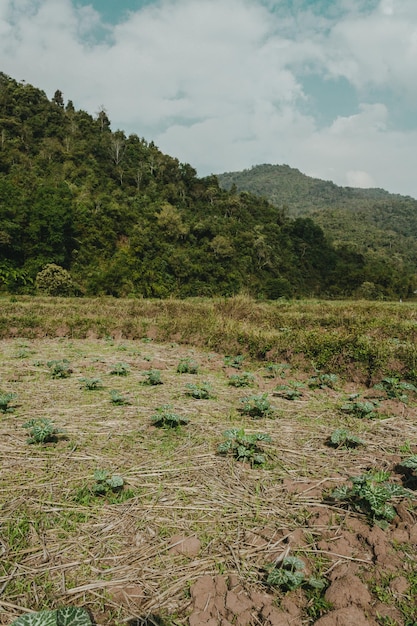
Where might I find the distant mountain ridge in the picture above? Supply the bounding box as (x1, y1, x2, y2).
(217, 164, 417, 264)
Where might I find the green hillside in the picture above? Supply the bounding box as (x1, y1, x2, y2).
(0, 73, 415, 299)
(218, 164, 417, 273)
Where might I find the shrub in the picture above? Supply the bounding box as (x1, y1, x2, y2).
(264, 363, 290, 379)
(23, 418, 64, 444)
(218, 428, 271, 465)
(274, 383, 304, 400)
(151, 405, 189, 428)
(308, 373, 338, 390)
(330, 470, 411, 525)
(228, 372, 255, 387)
(35, 263, 75, 296)
(177, 358, 199, 374)
(240, 393, 273, 418)
(224, 355, 245, 369)
(265, 556, 325, 592)
(47, 359, 72, 379)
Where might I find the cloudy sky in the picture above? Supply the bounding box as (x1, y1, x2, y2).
(1, 0, 416, 198)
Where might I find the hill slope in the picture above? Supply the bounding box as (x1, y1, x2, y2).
(0, 73, 415, 299)
(218, 164, 417, 267)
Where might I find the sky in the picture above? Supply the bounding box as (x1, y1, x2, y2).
(1, 0, 417, 198)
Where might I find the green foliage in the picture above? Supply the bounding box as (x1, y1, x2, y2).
(177, 357, 198, 374)
(239, 393, 273, 418)
(151, 405, 189, 428)
(374, 377, 417, 402)
(10, 606, 92, 626)
(185, 382, 214, 399)
(218, 428, 272, 465)
(109, 390, 131, 405)
(23, 418, 64, 444)
(35, 264, 75, 296)
(109, 362, 130, 376)
(228, 372, 255, 387)
(340, 396, 379, 419)
(330, 470, 411, 525)
(274, 382, 304, 400)
(92, 469, 124, 495)
(80, 377, 103, 390)
(47, 359, 72, 379)
(0, 391, 16, 412)
(264, 363, 290, 378)
(142, 369, 163, 385)
(397, 455, 417, 476)
(224, 355, 245, 369)
(308, 373, 338, 389)
(328, 428, 364, 449)
(176, 358, 199, 374)
(265, 556, 325, 592)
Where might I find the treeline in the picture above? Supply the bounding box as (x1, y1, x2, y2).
(0, 72, 415, 299)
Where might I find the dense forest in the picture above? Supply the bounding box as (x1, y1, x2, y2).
(0, 72, 415, 299)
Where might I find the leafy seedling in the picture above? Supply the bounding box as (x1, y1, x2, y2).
(240, 393, 273, 418)
(228, 372, 255, 387)
(92, 469, 124, 495)
(373, 377, 417, 402)
(308, 373, 338, 389)
(330, 470, 412, 526)
(109, 390, 131, 405)
(23, 418, 64, 444)
(80, 377, 103, 390)
(264, 363, 290, 379)
(274, 382, 304, 400)
(151, 405, 189, 428)
(340, 397, 379, 419)
(10, 606, 93, 626)
(224, 354, 245, 369)
(327, 428, 364, 449)
(142, 369, 163, 385)
(0, 392, 17, 413)
(109, 362, 130, 376)
(177, 358, 199, 374)
(218, 428, 272, 465)
(265, 555, 325, 592)
(47, 359, 72, 379)
(185, 382, 214, 399)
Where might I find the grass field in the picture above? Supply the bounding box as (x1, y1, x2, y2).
(1, 297, 417, 625)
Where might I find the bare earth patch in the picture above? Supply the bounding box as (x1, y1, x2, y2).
(0, 337, 416, 625)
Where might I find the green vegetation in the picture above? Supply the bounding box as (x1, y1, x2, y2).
(109, 362, 130, 376)
(109, 389, 131, 405)
(177, 357, 199, 374)
(47, 359, 72, 379)
(23, 418, 64, 444)
(308, 373, 338, 389)
(330, 470, 411, 525)
(274, 382, 304, 400)
(265, 556, 325, 592)
(151, 405, 189, 428)
(142, 369, 163, 385)
(328, 428, 364, 449)
(228, 372, 255, 387)
(79, 377, 104, 390)
(374, 377, 417, 402)
(239, 393, 273, 418)
(11, 607, 93, 626)
(0, 391, 16, 412)
(217, 428, 272, 465)
(185, 382, 214, 399)
(340, 396, 379, 419)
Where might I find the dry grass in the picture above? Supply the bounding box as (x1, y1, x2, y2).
(1, 330, 416, 624)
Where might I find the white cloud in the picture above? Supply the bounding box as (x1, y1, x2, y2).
(346, 171, 376, 188)
(0, 0, 416, 197)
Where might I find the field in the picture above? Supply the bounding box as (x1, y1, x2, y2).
(0, 296, 417, 626)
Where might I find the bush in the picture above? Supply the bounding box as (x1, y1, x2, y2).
(35, 263, 76, 296)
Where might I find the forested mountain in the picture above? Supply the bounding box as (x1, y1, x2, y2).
(0, 73, 415, 299)
(218, 164, 417, 290)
